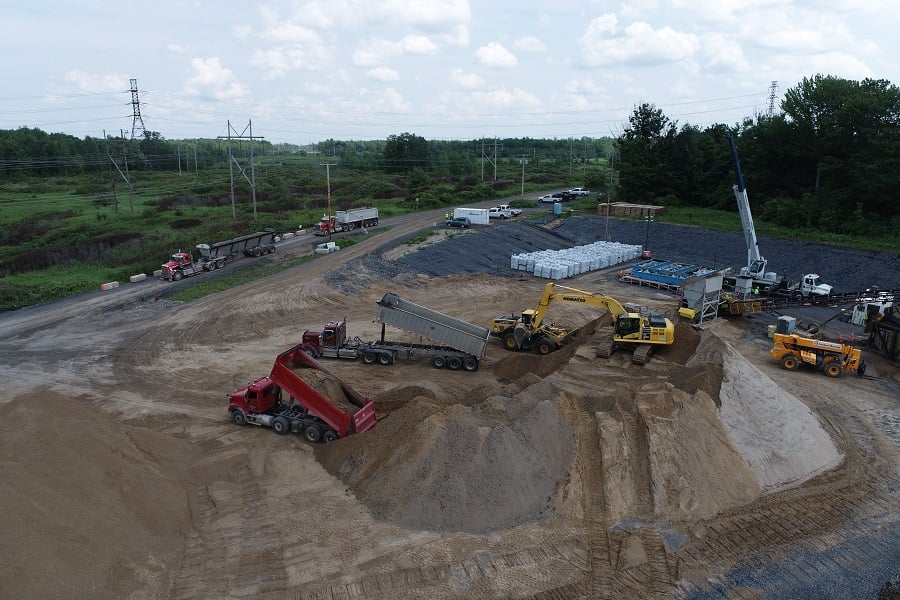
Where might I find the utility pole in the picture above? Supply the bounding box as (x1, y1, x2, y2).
(520, 157, 528, 197)
(218, 120, 263, 219)
(321, 162, 336, 242)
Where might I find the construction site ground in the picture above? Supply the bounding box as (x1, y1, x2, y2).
(1, 209, 899, 600)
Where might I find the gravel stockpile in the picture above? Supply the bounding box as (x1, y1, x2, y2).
(396, 217, 900, 292)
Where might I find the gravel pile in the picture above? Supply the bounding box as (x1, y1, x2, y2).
(393, 217, 900, 292)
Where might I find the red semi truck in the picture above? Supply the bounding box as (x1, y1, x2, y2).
(227, 343, 377, 442)
(161, 229, 276, 281)
(314, 208, 379, 236)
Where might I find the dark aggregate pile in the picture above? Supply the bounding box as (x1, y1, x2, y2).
(395, 217, 900, 293)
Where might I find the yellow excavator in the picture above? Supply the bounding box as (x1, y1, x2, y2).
(490, 282, 676, 364)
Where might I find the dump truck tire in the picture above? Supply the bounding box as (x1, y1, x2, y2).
(304, 425, 322, 443)
(230, 409, 246, 426)
(463, 357, 478, 371)
(323, 430, 338, 443)
(432, 355, 446, 369)
(273, 417, 290, 434)
(448, 357, 462, 370)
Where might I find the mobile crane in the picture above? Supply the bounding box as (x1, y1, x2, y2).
(725, 132, 831, 297)
(490, 282, 675, 364)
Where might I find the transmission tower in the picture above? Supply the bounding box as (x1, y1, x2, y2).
(130, 78, 146, 140)
(766, 81, 779, 118)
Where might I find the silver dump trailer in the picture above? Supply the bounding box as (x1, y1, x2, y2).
(373, 293, 490, 370)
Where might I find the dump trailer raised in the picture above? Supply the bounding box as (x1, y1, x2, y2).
(375, 293, 490, 359)
(227, 343, 377, 442)
(301, 295, 491, 371)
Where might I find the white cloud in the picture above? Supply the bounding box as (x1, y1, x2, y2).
(699, 33, 747, 73)
(448, 68, 483, 89)
(579, 16, 700, 67)
(475, 42, 518, 68)
(367, 66, 401, 81)
(514, 37, 547, 53)
(63, 71, 127, 93)
(399, 34, 438, 55)
(367, 0, 471, 28)
(183, 57, 248, 100)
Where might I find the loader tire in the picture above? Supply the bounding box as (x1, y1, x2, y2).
(501, 331, 519, 351)
(534, 336, 557, 355)
(823, 359, 843, 378)
(781, 354, 800, 371)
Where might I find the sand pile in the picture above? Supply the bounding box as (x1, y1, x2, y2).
(319, 390, 574, 533)
(0, 391, 201, 599)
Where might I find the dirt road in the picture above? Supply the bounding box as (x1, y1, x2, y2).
(1, 208, 898, 599)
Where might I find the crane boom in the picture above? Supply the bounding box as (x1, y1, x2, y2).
(727, 131, 766, 279)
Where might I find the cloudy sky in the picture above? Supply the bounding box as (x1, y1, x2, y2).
(2, 1, 897, 145)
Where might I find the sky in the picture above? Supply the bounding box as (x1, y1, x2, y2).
(2, 1, 898, 146)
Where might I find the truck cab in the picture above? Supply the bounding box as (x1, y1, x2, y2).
(160, 252, 197, 279)
(800, 273, 832, 296)
(301, 320, 362, 359)
(228, 377, 281, 419)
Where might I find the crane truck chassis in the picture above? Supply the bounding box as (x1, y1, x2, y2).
(490, 282, 675, 364)
(770, 332, 866, 378)
(300, 294, 491, 371)
(227, 343, 377, 442)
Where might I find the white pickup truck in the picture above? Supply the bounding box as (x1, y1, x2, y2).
(568, 187, 591, 196)
(488, 206, 511, 219)
(498, 204, 522, 216)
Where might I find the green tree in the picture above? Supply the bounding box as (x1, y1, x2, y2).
(383, 132, 429, 173)
(616, 103, 678, 202)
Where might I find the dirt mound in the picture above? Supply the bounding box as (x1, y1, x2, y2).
(318, 390, 574, 533)
(0, 391, 201, 599)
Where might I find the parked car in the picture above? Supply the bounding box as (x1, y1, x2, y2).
(488, 207, 511, 219)
(447, 216, 471, 228)
(551, 192, 572, 202)
(568, 187, 591, 196)
(498, 204, 522, 217)
(538, 194, 557, 203)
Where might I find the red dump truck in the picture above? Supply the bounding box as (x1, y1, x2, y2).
(314, 208, 379, 236)
(227, 343, 377, 442)
(161, 229, 276, 281)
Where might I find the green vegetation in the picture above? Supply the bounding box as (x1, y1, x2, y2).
(2, 73, 898, 310)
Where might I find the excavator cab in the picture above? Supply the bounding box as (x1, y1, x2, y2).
(614, 315, 642, 339)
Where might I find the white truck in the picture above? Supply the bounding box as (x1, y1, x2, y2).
(488, 206, 511, 219)
(453, 207, 489, 225)
(314, 207, 379, 235)
(498, 204, 522, 217)
(567, 187, 591, 196)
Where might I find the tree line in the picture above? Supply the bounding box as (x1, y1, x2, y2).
(2, 74, 898, 239)
(616, 75, 900, 237)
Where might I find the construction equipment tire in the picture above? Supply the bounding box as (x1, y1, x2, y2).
(172, 271, 183, 281)
(463, 357, 478, 371)
(823, 360, 843, 378)
(448, 357, 462, 370)
(534, 337, 557, 355)
(431, 355, 446, 369)
(781, 354, 800, 370)
(502, 331, 519, 351)
(230, 409, 247, 426)
(378, 352, 393, 366)
(362, 352, 376, 364)
(304, 425, 322, 444)
(273, 417, 290, 434)
(322, 430, 338, 443)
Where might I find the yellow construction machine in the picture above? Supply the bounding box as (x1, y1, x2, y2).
(770, 333, 866, 378)
(490, 282, 675, 364)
